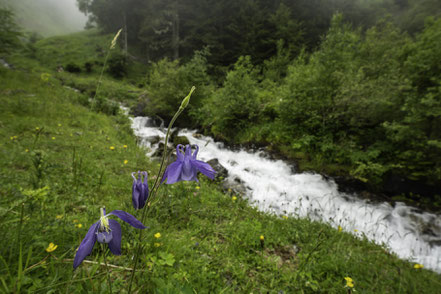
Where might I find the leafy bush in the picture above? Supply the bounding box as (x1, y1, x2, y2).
(145, 49, 213, 126)
(201, 56, 261, 141)
(107, 52, 127, 78)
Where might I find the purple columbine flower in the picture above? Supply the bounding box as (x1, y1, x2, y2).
(161, 144, 216, 184)
(132, 171, 149, 210)
(73, 208, 146, 269)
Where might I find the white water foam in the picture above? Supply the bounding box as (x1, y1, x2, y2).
(131, 116, 441, 273)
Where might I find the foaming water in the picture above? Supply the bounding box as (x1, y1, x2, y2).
(131, 116, 441, 273)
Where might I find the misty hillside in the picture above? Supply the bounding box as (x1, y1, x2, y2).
(0, 0, 87, 37)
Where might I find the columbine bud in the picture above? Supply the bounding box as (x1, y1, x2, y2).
(179, 86, 196, 110)
(132, 171, 149, 210)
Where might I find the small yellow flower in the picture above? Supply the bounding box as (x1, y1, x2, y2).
(338, 226, 343, 232)
(75, 224, 83, 228)
(35, 127, 40, 131)
(58, 123, 62, 127)
(123, 145, 127, 149)
(232, 196, 237, 201)
(154, 242, 161, 247)
(10, 136, 14, 140)
(344, 277, 354, 288)
(260, 235, 264, 241)
(56, 215, 63, 219)
(46, 243, 58, 253)
(124, 160, 128, 165)
(414, 264, 424, 269)
(25, 149, 29, 152)
(154, 232, 161, 239)
(196, 186, 200, 190)
(109, 146, 115, 150)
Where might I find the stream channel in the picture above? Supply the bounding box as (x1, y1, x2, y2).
(130, 115, 441, 274)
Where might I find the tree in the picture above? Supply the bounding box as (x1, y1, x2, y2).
(0, 7, 22, 55)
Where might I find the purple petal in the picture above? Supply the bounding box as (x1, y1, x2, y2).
(109, 210, 146, 229)
(97, 231, 113, 243)
(162, 161, 183, 184)
(132, 180, 140, 209)
(191, 145, 199, 159)
(176, 144, 185, 161)
(193, 160, 216, 180)
(107, 219, 122, 255)
(73, 221, 99, 269)
(182, 157, 198, 181)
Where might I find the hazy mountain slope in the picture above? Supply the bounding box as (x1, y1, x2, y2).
(0, 0, 87, 37)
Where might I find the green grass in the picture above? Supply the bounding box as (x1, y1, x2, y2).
(0, 36, 440, 293)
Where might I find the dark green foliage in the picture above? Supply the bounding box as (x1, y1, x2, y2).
(201, 56, 261, 141)
(65, 62, 82, 73)
(0, 7, 22, 54)
(106, 52, 127, 78)
(145, 49, 213, 126)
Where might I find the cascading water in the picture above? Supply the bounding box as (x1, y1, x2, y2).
(131, 116, 441, 273)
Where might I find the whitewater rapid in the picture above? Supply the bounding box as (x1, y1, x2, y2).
(131, 116, 441, 273)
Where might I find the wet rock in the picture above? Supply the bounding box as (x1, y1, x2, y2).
(145, 135, 161, 145)
(207, 159, 228, 180)
(173, 136, 190, 146)
(0, 58, 12, 69)
(222, 177, 247, 195)
(130, 98, 148, 117)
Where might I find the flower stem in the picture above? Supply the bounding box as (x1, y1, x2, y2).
(127, 88, 194, 294)
(102, 245, 113, 294)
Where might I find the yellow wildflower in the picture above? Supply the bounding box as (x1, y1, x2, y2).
(110, 146, 115, 150)
(75, 224, 83, 228)
(338, 226, 343, 232)
(25, 149, 29, 153)
(58, 123, 62, 127)
(123, 145, 127, 149)
(344, 277, 354, 288)
(35, 127, 40, 131)
(196, 186, 200, 190)
(414, 264, 424, 269)
(154, 232, 161, 239)
(154, 243, 161, 247)
(232, 196, 237, 201)
(46, 243, 58, 253)
(124, 160, 128, 165)
(52, 137, 55, 140)
(260, 235, 264, 241)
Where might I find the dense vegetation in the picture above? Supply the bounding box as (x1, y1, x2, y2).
(1, 29, 441, 294)
(69, 0, 441, 204)
(1, 1, 441, 292)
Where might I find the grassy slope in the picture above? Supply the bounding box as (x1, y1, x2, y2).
(0, 33, 440, 293)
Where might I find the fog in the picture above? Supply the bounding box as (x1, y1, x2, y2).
(4, 0, 88, 36)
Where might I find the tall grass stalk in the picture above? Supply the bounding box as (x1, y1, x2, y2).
(91, 28, 122, 107)
(127, 86, 195, 294)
